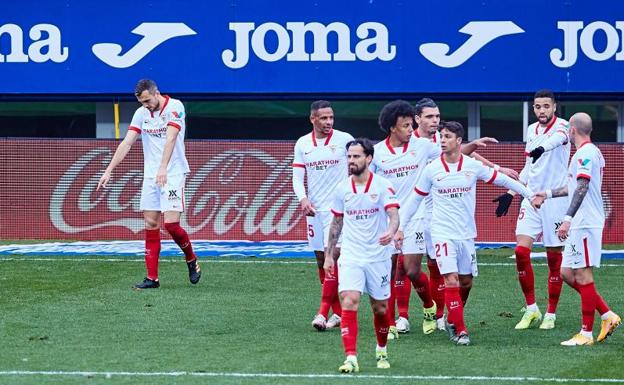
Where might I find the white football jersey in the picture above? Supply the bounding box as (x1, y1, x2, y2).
(415, 155, 506, 240)
(522, 116, 571, 192)
(129, 95, 190, 178)
(292, 129, 354, 212)
(370, 136, 440, 220)
(413, 129, 442, 216)
(331, 173, 399, 263)
(567, 142, 605, 229)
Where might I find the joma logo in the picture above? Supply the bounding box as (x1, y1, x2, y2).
(221, 21, 396, 69)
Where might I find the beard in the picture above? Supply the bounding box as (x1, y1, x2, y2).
(349, 164, 366, 176)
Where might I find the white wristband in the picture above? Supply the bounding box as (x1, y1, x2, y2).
(563, 215, 572, 222)
(546, 189, 552, 199)
(493, 164, 500, 171)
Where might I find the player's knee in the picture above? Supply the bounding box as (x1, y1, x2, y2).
(144, 218, 160, 229)
(372, 302, 387, 316)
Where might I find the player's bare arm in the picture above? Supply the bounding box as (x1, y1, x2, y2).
(156, 126, 179, 187)
(551, 185, 569, 198)
(471, 152, 520, 180)
(324, 215, 343, 277)
(558, 178, 590, 239)
(380, 207, 399, 246)
(461, 137, 498, 155)
(97, 130, 140, 190)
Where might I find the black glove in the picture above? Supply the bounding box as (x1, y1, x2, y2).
(529, 146, 545, 163)
(492, 193, 514, 217)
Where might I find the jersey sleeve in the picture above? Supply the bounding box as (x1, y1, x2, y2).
(292, 140, 305, 168)
(165, 101, 185, 130)
(575, 150, 594, 180)
(292, 140, 307, 200)
(427, 141, 442, 161)
(330, 186, 344, 216)
(414, 164, 433, 196)
(128, 109, 143, 133)
(381, 180, 399, 211)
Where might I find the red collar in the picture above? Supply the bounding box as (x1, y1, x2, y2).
(535, 115, 557, 135)
(312, 129, 333, 147)
(440, 154, 463, 173)
(351, 172, 374, 194)
(385, 136, 408, 154)
(577, 140, 592, 149)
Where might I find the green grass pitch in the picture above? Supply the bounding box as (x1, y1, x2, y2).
(0, 249, 623, 385)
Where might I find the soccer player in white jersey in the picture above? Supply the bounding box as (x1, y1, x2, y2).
(533, 113, 620, 346)
(393, 98, 514, 334)
(396, 121, 535, 345)
(371, 100, 439, 338)
(292, 101, 354, 331)
(324, 138, 399, 372)
(493, 90, 571, 330)
(97, 79, 201, 289)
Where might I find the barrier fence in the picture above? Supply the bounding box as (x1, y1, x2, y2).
(0, 139, 622, 243)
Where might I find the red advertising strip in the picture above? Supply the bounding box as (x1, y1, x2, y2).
(0, 139, 622, 243)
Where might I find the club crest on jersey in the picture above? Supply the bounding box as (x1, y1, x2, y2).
(329, 145, 338, 153)
(369, 193, 379, 202)
(578, 158, 590, 166)
(463, 171, 475, 179)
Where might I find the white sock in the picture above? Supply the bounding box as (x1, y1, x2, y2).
(544, 312, 556, 319)
(601, 311, 615, 321)
(526, 303, 539, 312)
(580, 330, 593, 338)
(376, 345, 387, 353)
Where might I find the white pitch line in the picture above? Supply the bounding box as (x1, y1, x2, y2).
(0, 371, 623, 383)
(1, 257, 624, 268)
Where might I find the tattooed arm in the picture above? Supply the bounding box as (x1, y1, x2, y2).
(557, 178, 590, 240)
(324, 215, 344, 277)
(380, 207, 399, 246)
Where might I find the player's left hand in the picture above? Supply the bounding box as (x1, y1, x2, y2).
(531, 192, 546, 209)
(156, 167, 167, 187)
(529, 146, 545, 163)
(492, 193, 514, 217)
(499, 167, 519, 180)
(393, 230, 404, 250)
(379, 231, 393, 246)
(473, 137, 499, 147)
(323, 256, 336, 278)
(557, 220, 571, 240)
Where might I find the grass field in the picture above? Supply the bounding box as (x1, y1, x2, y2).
(1, 249, 623, 385)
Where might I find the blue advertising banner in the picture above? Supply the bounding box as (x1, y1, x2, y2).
(1, 0, 623, 94)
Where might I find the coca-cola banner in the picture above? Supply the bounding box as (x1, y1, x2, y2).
(0, 139, 622, 243)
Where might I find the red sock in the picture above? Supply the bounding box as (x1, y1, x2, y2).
(145, 229, 161, 280)
(387, 278, 397, 327)
(572, 282, 610, 316)
(515, 246, 535, 305)
(317, 267, 325, 284)
(412, 271, 434, 308)
(459, 286, 471, 306)
(427, 259, 445, 318)
(331, 296, 342, 317)
(396, 255, 411, 318)
(164, 222, 196, 262)
(446, 287, 466, 335)
(319, 265, 339, 318)
(546, 250, 563, 313)
(341, 310, 358, 356)
(374, 311, 389, 348)
(578, 282, 597, 332)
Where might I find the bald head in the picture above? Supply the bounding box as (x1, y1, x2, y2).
(570, 112, 592, 136)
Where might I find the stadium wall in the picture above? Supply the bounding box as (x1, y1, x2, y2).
(1, 139, 622, 243)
